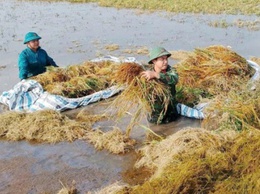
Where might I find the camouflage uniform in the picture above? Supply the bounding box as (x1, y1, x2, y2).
(148, 65, 179, 124)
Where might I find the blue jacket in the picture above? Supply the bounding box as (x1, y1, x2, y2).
(18, 47, 58, 80)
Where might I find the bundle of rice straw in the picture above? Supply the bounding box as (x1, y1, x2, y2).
(98, 128, 259, 194)
(0, 109, 94, 143)
(112, 62, 145, 85)
(175, 45, 253, 105)
(32, 61, 119, 98)
(57, 180, 77, 194)
(202, 81, 260, 131)
(110, 63, 172, 136)
(84, 127, 136, 154)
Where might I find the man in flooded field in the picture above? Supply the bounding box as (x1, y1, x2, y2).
(18, 32, 58, 80)
(141, 46, 179, 124)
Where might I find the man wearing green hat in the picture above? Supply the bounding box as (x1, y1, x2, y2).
(18, 32, 58, 80)
(141, 46, 179, 124)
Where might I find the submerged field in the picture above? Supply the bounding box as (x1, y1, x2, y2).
(1, 45, 260, 193)
(1, 0, 260, 193)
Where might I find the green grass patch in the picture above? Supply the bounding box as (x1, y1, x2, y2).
(67, 0, 260, 16)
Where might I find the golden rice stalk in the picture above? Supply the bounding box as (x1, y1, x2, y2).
(170, 50, 191, 61)
(110, 76, 171, 136)
(63, 63, 93, 78)
(113, 129, 259, 194)
(91, 182, 128, 194)
(85, 127, 136, 154)
(57, 180, 77, 194)
(45, 82, 66, 96)
(134, 128, 226, 176)
(95, 62, 119, 75)
(32, 67, 68, 87)
(214, 129, 260, 193)
(202, 82, 260, 131)
(112, 62, 145, 85)
(76, 109, 107, 123)
(175, 45, 252, 101)
(250, 56, 260, 65)
(32, 60, 118, 98)
(0, 110, 93, 143)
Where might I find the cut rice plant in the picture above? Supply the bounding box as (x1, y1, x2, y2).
(112, 62, 145, 85)
(57, 180, 77, 194)
(175, 45, 253, 105)
(176, 86, 211, 107)
(0, 109, 94, 143)
(213, 129, 260, 193)
(250, 56, 260, 65)
(108, 63, 173, 136)
(75, 108, 108, 123)
(202, 82, 260, 131)
(32, 61, 119, 98)
(99, 128, 259, 194)
(0, 107, 138, 154)
(134, 128, 227, 176)
(84, 127, 136, 154)
(32, 66, 68, 86)
(110, 70, 172, 136)
(170, 50, 191, 61)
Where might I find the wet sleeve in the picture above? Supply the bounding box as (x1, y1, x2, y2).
(159, 67, 179, 85)
(18, 52, 29, 80)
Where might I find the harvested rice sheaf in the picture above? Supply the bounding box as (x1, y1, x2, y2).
(32, 61, 120, 98)
(113, 62, 145, 85)
(250, 56, 260, 65)
(202, 81, 260, 131)
(0, 110, 93, 143)
(85, 127, 136, 154)
(108, 62, 172, 136)
(57, 180, 77, 194)
(97, 128, 259, 194)
(175, 45, 253, 105)
(110, 76, 172, 136)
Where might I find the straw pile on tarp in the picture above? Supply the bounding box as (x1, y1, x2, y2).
(109, 62, 172, 136)
(175, 45, 253, 106)
(202, 81, 260, 131)
(107, 45, 254, 136)
(250, 56, 260, 65)
(32, 61, 119, 98)
(91, 128, 260, 194)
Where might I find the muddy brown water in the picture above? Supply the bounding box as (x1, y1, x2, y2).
(0, 0, 259, 193)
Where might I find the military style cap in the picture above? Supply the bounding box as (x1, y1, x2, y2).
(148, 47, 171, 64)
(23, 32, 41, 44)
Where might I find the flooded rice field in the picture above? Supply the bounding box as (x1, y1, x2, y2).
(0, 0, 259, 193)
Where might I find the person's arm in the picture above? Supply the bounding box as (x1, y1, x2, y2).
(140, 70, 159, 80)
(18, 51, 29, 80)
(47, 54, 58, 67)
(42, 49, 58, 67)
(158, 67, 178, 85)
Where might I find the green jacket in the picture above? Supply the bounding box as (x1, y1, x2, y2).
(18, 47, 58, 80)
(149, 65, 179, 124)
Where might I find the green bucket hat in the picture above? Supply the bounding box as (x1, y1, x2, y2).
(23, 32, 41, 44)
(148, 47, 171, 64)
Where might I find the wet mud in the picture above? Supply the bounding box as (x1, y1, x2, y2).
(0, 0, 259, 193)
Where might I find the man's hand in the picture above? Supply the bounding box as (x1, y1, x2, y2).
(141, 71, 160, 81)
